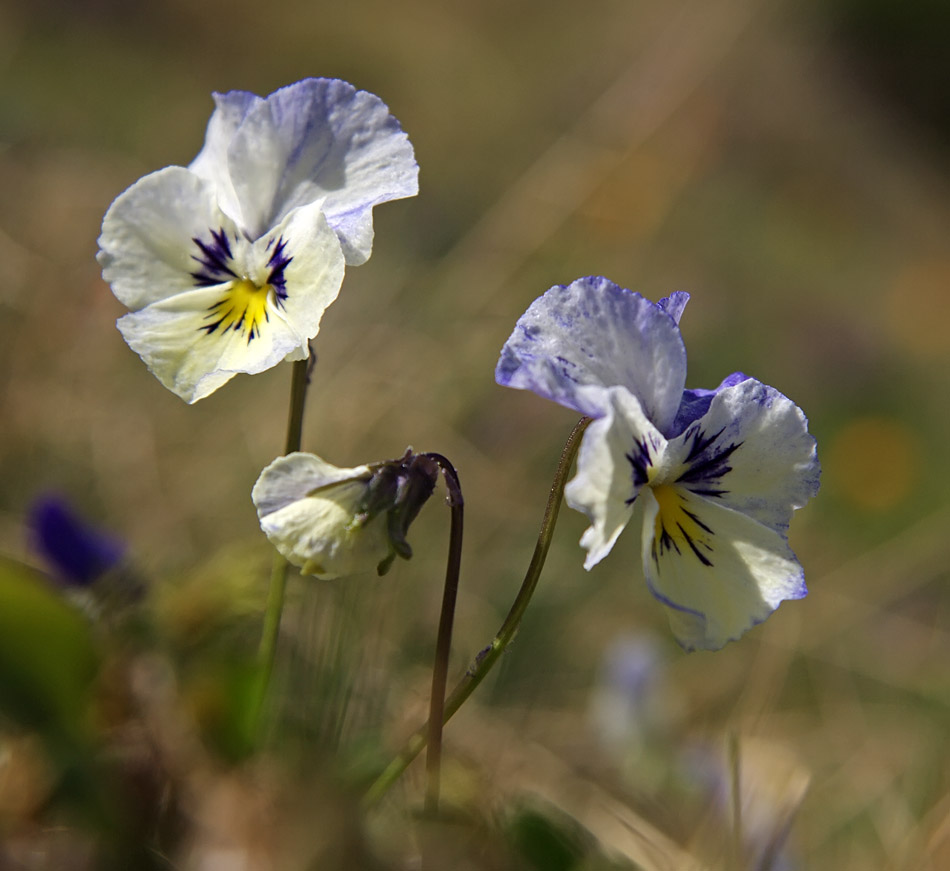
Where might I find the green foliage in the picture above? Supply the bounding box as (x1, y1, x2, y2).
(0, 556, 99, 738)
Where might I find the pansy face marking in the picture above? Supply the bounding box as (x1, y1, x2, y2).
(192, 230, 291, 342)
(496, 276, 820, 651)
(98, 78, 419, 402)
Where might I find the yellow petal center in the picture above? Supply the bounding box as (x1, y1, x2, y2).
(203, 278, 273, 342)
(652, 483, 714, 566)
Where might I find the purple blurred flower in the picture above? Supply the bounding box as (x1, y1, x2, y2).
(29, 496, 125, 587)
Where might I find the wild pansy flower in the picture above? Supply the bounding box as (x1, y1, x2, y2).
(252, 451, 439, 579)
(496, 277, 819, 651)
(98, 78, 418, 403)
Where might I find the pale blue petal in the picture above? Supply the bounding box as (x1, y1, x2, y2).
(658, 291, 690, 325)
(565, 386, 667, 568)
(189, 90, 263, 224)
(223, 78, 418, 262)
(670, 378, 820, 532)
(495, 277, 688, 429)
(639, 488, 807, 651)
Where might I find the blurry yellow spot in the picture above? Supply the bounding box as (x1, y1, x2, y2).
(826, 417, 918, 511)
(204, 278, 272, 340)
(885, 260, 950, 358)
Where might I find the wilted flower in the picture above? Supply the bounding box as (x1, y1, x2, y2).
(251, 451, 439, 579)
(496, 277, 819, 650)
(98, 78, 418, 402)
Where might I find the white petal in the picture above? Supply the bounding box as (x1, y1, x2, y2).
(565, 386, 667, 568)
(116, 284, 298, 403)
(639, 487, 807, 651)
(254, 202, 346, 351)
(495, 278, 687, 429)
(672, 378, 820, 532)
(252, 453, 390, 579)
(97, 167, 234, 311)
(188, 90, 263, 225)
(223, 79, 418, 262)
(252, 453, 374, 516)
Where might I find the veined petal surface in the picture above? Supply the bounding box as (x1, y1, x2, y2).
(671, 378, 820, 532)
(207, 78, 418, 263)
(495, 278, 687, 430)
(639, 487, 807, 651)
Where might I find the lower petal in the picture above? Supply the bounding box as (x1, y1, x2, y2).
(117, 285, 306, 403)
(639, 488, 807, 651)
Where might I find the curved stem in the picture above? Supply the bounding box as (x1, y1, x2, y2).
(253, 355, 315, 732)
(420, 453, 464, 815)
(362, 416, 591, 808)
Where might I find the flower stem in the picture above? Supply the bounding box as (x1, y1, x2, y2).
(362, 416, 591, 808)
(420, 453, 464, 815)
(253, 354, 315, 733)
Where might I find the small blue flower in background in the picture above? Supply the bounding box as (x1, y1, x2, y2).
(98, 78, 419, 403)
(29, 496, 125, 587)
(497, 277, 820, 651)
(588, 634, 668, 755)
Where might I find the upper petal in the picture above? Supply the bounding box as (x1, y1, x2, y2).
(219, 78, 418, 261)
(658, 291, 690, 325)
(98, 167, 235, 311)
(564, 386, 668, 569)
(252, 452, 374, 517)
(639, 487, 807, 651)
(495, 277, 688, 429)
(671, 378, 820, 532)
(667, 372, 751, 438)
(188, 89, 264, 224)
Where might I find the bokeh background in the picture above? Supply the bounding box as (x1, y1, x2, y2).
(1, 0, 949, 867)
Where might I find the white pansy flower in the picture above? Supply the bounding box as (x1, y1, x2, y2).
(98, 78, 418, 402)
(497, 277, 820, 651)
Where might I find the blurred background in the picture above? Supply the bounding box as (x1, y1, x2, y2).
(1, 0, 949, 867)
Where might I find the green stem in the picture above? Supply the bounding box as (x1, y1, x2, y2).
(362, 416, 591, 808)
(253, 356, 314, 732)
(421, 453, 465, 815)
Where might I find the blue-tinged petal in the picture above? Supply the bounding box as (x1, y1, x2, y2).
(222, 78, 418, 262)
(639, 487, 807, 651)
(115, 202, 345, 403)
(668, 372, 751, 438)
(252, 453, 391, 579)
(671, 378, 819, 532)
(188, 89, 263, 225)
(495, 277, 688, 429)
(658, 291, 690, 325)
(98, 167, 235, 311)
(565, 386, 668, 569)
